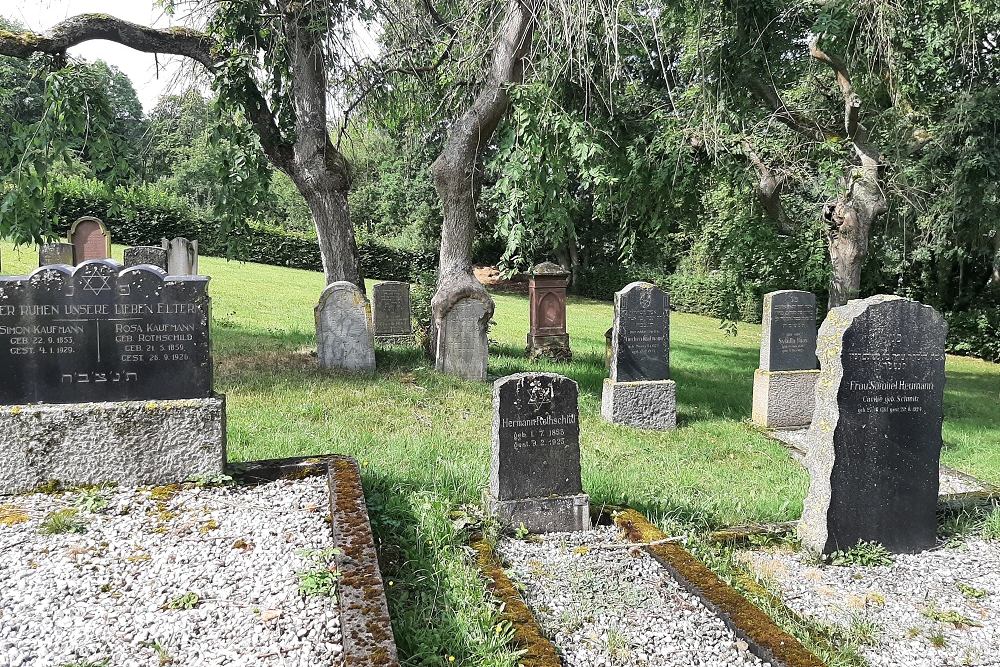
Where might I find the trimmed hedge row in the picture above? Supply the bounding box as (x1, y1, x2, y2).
(944, 309, 1000, 363)
(52, 177, 435, 283)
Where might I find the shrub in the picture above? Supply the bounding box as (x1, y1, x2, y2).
(944, 308, 1000, 363)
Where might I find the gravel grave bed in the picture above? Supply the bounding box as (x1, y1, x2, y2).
(0, 477, 342, 667)
(497, 526, 770, 667)
(742, 540, 1000, 666)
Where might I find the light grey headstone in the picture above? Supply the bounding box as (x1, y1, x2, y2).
(315, 281, 375, 375)
(164, 237, 199, 275)
(373, 281, 412, 338)
(124, 246, 168, 270)
(39, 242, 75, 266)
(799, 295, 947, 555)
(435, 297, 489, 381)
(760, 290, 818, 371)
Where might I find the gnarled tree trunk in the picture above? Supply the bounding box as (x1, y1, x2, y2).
(429, 0, 537, 360)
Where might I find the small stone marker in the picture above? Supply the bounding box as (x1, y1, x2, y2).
(124, 246, 168, 271)
(799, 295, 947, 554)
(435, 297, 489, 381)
(486, 372, 590, 533)
(752, 290, 820, 429)
(68, 216, 111, 263)
(38, 242, 75, 266)
(315, 281, 375, 375)
(372, 281, 413, 343)
(164, 237, 199, 275)
(601, 282, 676, 430)
(0, 260, 212, 404)
(526, 262, 571, 360)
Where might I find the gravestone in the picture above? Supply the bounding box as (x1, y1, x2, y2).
(435, 297, 489, 381)
(164, 237, 199, 275)
(124, 246, 168, 271)
(799, 295, 947, 554)
(0, 261, 223, 494)
(39, 242, 75, 266)
(486, 372, 590, 533)
(752, 290, 820, 429)
(526, 262, 571, 360)
(601, 282, 676, 430)
(68, 216, 111, 263)
(372, 281, 413, 343)
(315, 281, 375, 375)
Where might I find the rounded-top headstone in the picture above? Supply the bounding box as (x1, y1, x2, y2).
(68, 216, 111, 263)
(799, 294, 947, 555)
(315, 281, 375, 375)
(609, 281, 670, 383)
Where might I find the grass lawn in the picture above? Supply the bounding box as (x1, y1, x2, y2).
(3, 241, 1000, 666)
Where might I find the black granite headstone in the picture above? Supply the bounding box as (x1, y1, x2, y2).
(372, 281, 412, 337)
(0, 260, 212, 404)
(761, 290, 818, 371)
(800, 295, 947, 554)
(609, 282, 670, 382)
(124, 246, 168, 271)
(489, 373, 581, 501)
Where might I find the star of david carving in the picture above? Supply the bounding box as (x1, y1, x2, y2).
(81, 274, 112, 295)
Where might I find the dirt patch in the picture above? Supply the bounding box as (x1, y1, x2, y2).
(474, 266, 529, 294)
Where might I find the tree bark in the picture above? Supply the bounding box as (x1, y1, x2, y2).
(0, 12, 362, 287)
(429, 0, 537, 352)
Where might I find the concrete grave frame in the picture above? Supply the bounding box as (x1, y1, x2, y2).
(229, 455, 400, 666)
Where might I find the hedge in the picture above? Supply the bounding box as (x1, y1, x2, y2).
(51, 177, 435, 283)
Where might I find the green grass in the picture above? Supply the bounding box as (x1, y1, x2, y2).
(4, 240, 1000, 665)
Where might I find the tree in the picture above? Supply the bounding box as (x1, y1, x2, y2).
(0, 4, 367, 286)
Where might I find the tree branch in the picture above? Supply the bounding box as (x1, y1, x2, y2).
(742, 141, 796, 235)
(747, 76, 827, 143)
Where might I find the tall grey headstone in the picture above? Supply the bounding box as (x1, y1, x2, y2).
(753, 290, 820, 429)
(799, 295, 947, 554)
(372, 281, 413, 343)
(435, 297, 489, 381)
(315, 281, 375, 375)
(164, 237, 199, 275)
(486, 372, 590, 533)
(601, 282, 676, 430)
(39, 242, 75, 266)
(124, 246, 168, 271)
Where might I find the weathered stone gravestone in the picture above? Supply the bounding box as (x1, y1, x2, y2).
(752, 290, 819, 429)
(372, 281, 413, 344)
(163, 237, 199, 275)
(526, 262, 571, 360)
(68, 216, 111, 263)
(315, 281, 375, 375)
(486, 373, 590, 533)
(124, 246, 168, 270)
(0, 260, 224, 494)
(799, 295, 947, 554)
(38, 242, 75, 266)
(601, 282, 676, 430)
(435, 297, 489, 381)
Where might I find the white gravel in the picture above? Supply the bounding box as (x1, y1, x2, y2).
(743, 540, 1000, 666)
(498, 526, 770, 667)
(0, 477, 343, 667)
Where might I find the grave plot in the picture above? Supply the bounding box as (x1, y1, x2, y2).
(0, 457, 398, 667)
(495, 527, 770, 667)
(739, 534, 1000, 667)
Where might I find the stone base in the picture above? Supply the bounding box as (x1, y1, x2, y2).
(0, 396, 226, 495)
(485, 491, 591, 533)
(751, 369, 819, 429)
(601, 379, 676, 430)
(526, 333, 572, 361)
(374, 333, 415, 346)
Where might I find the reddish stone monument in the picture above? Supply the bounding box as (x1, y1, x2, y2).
(526, 262, 572, 360)
(68, 216, 111, 263)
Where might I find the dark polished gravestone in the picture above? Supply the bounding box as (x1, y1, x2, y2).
(486, 372, 590, 533)
(760, 290, 818, 371)
(601, 282, 676, 430)
(799, 295, 947, 555)
(752, 290, 820, 429)
(0, 260, 212, 404)
(372, 281, 413, 342)
(124, 246, 168, 271)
